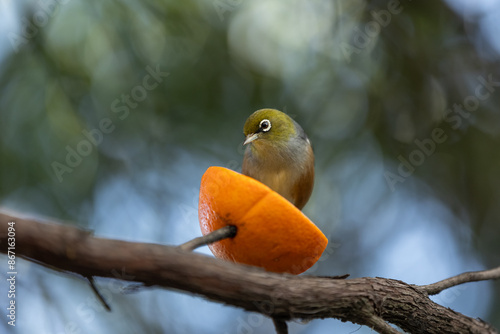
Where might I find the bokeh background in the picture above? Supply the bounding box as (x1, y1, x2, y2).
(1, 0, 500, 333)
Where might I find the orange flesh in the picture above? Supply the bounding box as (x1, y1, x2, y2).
(198, 166, 328, 274)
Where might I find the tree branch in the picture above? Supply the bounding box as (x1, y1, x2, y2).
(87, 276, 112, 311)
(421, 266, 500, 295)
(0, 211, 498, 334)
(178, 225, 237, 251)
(272, 318, 288, 334)
(366, 316, 401, 334)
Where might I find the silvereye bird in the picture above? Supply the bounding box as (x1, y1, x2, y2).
(242, 109, 314, 210)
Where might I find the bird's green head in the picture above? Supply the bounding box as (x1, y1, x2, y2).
(243, 109, 298, 148)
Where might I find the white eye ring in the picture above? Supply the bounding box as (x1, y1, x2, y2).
(259, 119, 271, 132)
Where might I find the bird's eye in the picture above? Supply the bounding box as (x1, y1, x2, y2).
(259, 119, 271, 132)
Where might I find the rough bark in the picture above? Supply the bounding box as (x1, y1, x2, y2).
(0, 211, 497, 334)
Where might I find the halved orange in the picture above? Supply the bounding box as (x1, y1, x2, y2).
(198, 166, 328, 274)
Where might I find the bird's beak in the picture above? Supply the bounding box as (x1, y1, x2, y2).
(243, 133, 259, 145)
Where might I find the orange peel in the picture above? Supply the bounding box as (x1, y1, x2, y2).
(198, 166, 328, 274)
